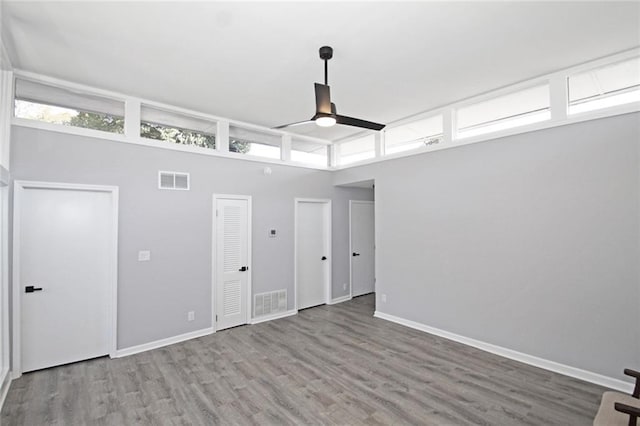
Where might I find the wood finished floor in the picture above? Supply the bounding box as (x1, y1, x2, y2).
(2, 294, 605, 425)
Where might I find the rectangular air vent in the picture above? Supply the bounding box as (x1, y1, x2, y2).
(158, 171, 190, 190)
(254, 289, 287, 317)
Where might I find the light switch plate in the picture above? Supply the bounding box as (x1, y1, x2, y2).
(138, 250, 151, 261)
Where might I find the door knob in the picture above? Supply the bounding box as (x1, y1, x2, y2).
(25, 286, 43, 293)
(239, 266, 249, 272)
(352, 252, 360, 256)
(321, 256, 327, 260)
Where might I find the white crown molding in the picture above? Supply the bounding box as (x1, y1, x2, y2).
(374, 311, 635, 394)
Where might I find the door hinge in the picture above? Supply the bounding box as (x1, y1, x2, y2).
(215, 314, 218, 322)
(216, 209, 219, 217)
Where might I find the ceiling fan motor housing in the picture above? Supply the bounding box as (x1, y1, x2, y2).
(319, 46, 333, 60)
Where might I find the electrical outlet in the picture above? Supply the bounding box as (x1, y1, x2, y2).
(187, 311, 195, 321)
(138, 250, 151, 262)
(342, 283, 347, 291)
(381, 294, 387, 303)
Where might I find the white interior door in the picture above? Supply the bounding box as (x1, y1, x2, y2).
(296, 200, 330, 309)
(351, 201, 375, 297)
(18, 185, 115, 373)
(215, 196, 250, 331)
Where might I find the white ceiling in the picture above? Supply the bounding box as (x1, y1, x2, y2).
(2, 1, 639, 141)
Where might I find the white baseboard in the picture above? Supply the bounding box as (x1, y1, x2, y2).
(0, 369, 11, 412)
(374, 311, 634, 393)
(328, 295, 352, 305)
(250, 309, 297, 325)
(114, 327, 214, 358)
(115, 307, 301, 357)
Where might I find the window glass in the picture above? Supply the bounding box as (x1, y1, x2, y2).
(338, 134, 375, 165)
(456, 85, 550, 138)
(229, 125, 281, 159)
(568, 57, 640, 114)
(385, 115, 443, 154)
(141, 105, 216, 149)
(14, 78, 124, 134)
(291, 139, 328, 167)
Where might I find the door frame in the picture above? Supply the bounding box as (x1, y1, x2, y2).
(294, 198, 332, 310)
(12, 180, 119, 378)
(349, 200, 375, 299)
(211, 194, 252, 331)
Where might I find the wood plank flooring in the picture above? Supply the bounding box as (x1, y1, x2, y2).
(2, 294, 605, 425)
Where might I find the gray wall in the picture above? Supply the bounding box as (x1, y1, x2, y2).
(11, 126, 372, 349)
(334, 113, 640, 381)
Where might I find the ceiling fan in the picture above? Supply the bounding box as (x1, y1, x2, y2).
(275, 46, 385, 131)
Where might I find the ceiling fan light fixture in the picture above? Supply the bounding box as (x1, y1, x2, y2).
(274, 45, 385, 132)
(316, 116, 336, 127)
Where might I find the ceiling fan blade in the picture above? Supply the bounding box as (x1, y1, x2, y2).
(273, 119, 314, 129)
(335, 114, 386, 131)
(314, 83, 332, 115)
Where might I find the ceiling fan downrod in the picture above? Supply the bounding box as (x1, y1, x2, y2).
(319, 46, 333, 86)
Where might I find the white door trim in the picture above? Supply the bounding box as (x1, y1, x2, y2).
(349, 200, 374, 299)
(212, 194, 252, 330)
(294, 198, 332, 310)
(12, 180, 119, 378)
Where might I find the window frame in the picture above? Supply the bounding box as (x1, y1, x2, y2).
(454, 83, 552, 140)
(289, 138, 330, 167)
(140, 104, 218, 150)
(13, 77, 126, 135)
(336, 134, 377, 166)
(383, 113, 445, 156)
(566, 55, 640, 116)
(228, 124, 283, 160)
(9, 48, 640, 171)
(11, 72, 332, 170)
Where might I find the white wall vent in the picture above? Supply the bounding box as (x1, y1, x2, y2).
(254, 289, 287, 317)
(158, 171, 190, 190)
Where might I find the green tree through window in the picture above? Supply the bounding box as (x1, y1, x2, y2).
(68, 111, 124, 133)
(68, 111, 249, 153)
(140, 122, 216, 149)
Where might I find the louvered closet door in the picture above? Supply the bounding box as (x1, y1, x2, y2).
(215, 198, 249, 331)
